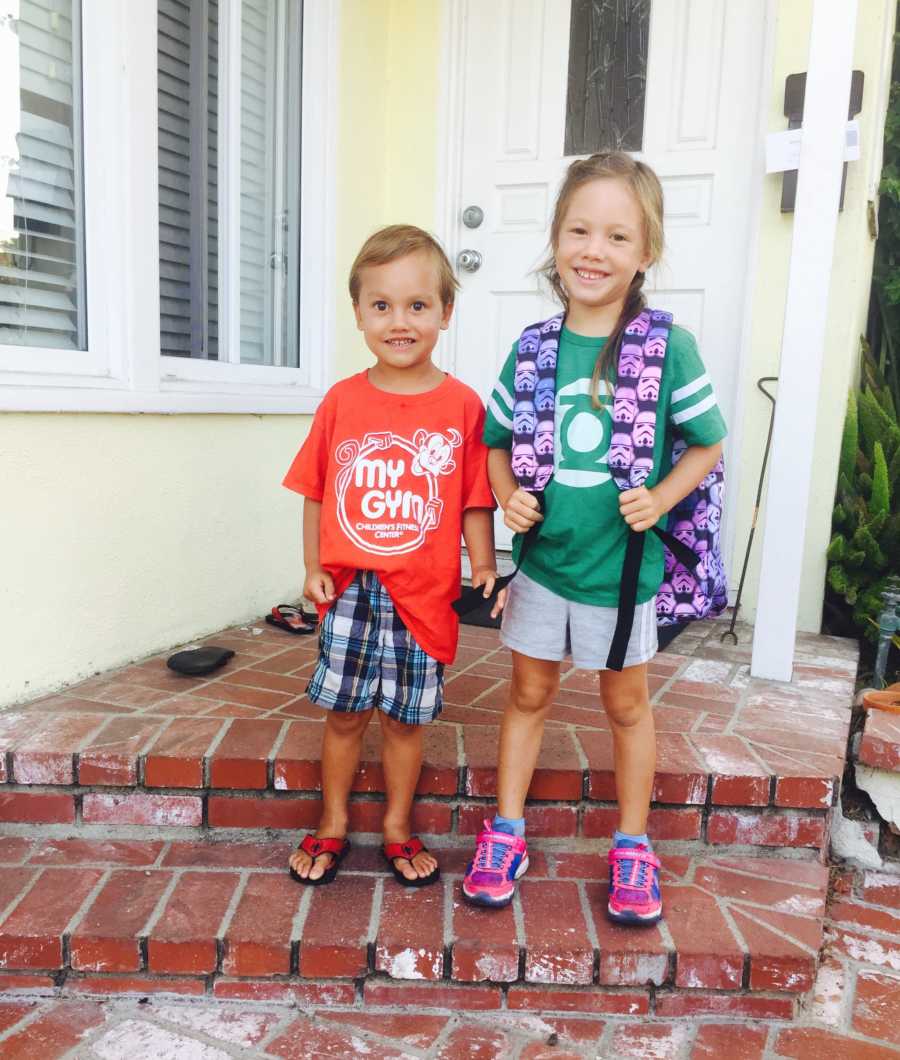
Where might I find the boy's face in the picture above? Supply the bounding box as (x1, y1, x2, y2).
(353, 251, 453, 372)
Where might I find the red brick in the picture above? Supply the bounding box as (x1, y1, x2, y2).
(208, 795, 319, 830)
(143, 718, 224, 787)
(0, 838, 33, 864)
(664, 886, 743, 989)
(0, 867, 102, 969)
(852, 969, 900, 1046)
(607, 1024, 693, 1056)
(506, 985, 649, 1014)
(465, 727, 583, 801)
(363, 980, 502, 1010)
(862, 871, 900, 908)
(192, 681, 295, 710)
(0, 973, 55, 993)
(0, 792, 74, 824)
(77, 716, 164, 785)
(0, 867, 38, 911)
(451, 880, 519, 982)
(583, 806, 701, 841)
(0, 1002, 35, 1033)
(656, 991, 794, 1019)
(267, 1018, 413, 1060)
(348, 800, 452, 836)
(12, 715, 106, 785)
(298, 875, 375, 978)
(774, 776, 834, 809)
(209, 718, 283, 789)
(147, 870, 239, 974)
(693, 861, 827, 916)
(520, 880, 593, 985)
(222, 873, 300, 976)
(219, 667, 310, 696)
(706, 810, 825, 849)
(691, 1022, 769, 1058)
(162, 840, 293, 868)
(213, 978, 356, 1005)
(774, 1028, 892, 1059)
(70, 870, 172, 972)
(375, 879, 445, 980)
(433, 1026, 513, 1059)
(733, 907, 820, 993)
(0, 1000, 105, 1055)
(584, 882, 670, 986)
(83, 793, 202, 827)
(828, 899, 900, 936)
(828, 927, 900, 969)
(711, 775, 771, 806)
(859, 710, 900, 771)
(64, 974, 206, 996)
(458, 803, 577, 837)
(314, 1013, 450, 1050)
(272, 719, 323, 791)
(26, 839, 164, 867)
(248, 647, 315, 675)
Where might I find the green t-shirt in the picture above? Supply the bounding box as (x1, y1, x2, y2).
(484, 324, 728, 606)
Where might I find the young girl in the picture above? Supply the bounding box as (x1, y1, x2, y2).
(463, 152, 726, 924)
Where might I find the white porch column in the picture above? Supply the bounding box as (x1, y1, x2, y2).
(751, 0, 859, 681)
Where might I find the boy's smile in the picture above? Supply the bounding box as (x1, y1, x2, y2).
(354, 251, 453, 391)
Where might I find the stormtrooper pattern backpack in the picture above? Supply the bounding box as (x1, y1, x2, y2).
(511, 309, 727, 669)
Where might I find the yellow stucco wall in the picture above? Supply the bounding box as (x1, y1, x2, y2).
(733, 0, 895, 631)
(1, 0, 893, 704)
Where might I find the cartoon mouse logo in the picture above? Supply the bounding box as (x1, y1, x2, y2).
(411, 429, 461, 478)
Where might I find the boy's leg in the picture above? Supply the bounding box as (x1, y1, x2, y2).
(496, 651, 561, 818)
(598, 663, 655, 837)
(379, 713, 437, 881)
(289, 708, 374, 880)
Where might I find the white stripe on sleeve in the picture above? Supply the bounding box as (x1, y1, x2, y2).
(671, 373, 710, 404)
(488, 395, 513, 429)
(671, 392, 717, 425)
(495, 378, 515, 411)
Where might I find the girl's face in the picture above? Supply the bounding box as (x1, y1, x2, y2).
(554, 177, 651, 323)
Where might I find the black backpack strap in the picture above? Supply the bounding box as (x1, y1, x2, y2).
(451, 495, 545, 616)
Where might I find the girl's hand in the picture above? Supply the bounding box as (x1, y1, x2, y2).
(619, 486, 667, 533)
(471, 567, 508, 619)
(303, 568, 335, 604)
(503, 488, 543, 534)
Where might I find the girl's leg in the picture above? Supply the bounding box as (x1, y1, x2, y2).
(379, 712, 437, 881)
(288, 709, 373, 880)
(497, 652, 562, 818)
(598, 663, 655, 837)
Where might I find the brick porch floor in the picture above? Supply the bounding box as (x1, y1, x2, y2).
(0, 615, 898, 1055)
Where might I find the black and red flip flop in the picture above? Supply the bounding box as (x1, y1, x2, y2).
(289, 835, 350, 885)
(382, 836, 441, 888)
(265, 604, 317, 635)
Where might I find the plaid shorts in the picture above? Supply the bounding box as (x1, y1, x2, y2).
(306, 571, 444, 724)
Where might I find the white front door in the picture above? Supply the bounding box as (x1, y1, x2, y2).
(443, 0, 766, 553)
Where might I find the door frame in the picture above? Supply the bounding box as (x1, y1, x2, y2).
(435, 0, 779, 590)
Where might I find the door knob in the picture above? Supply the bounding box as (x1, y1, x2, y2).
(457, 249, 483, 273)
(461, 205, 484, 228)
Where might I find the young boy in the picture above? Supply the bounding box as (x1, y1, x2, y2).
(282, 225, 497, 886)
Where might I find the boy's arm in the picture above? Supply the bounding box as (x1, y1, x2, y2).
(462, 508, 496, 584)
(488, 448, 543, 534)
(619, 442, 722, 533)
(302, 498, 335, 603)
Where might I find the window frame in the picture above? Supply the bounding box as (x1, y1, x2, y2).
(1, 0, 338, 414)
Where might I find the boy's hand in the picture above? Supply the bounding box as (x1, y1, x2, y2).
(503, 488, 543, 534)
(619, 486, 667, 533)
(303, 568, 335, 605)
(471, 567, 508, 619)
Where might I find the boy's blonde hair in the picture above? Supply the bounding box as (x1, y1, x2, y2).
(349, 224, 459, 306)
(539, 151, 665, 407)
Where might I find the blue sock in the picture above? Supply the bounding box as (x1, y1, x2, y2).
(614, 830, 651, 849)
(492, 813, 526, 837)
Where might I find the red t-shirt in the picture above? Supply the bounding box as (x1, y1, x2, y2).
(283, 371, 495, 663)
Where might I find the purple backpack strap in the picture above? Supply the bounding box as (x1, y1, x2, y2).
(511, 314, 564, 492)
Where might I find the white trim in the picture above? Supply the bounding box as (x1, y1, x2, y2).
(488, 395, 513, 430)
(751, 0, 859, 681)
(0, 0, 339, 413)
(671, 373, 710, 404)
(670, 392, 716, 425)
(494, 378, 514, 410)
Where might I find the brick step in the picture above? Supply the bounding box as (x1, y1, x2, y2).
(0, 835, 829, 1020)
(0, 622, 857, 854)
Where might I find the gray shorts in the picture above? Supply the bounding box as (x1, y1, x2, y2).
(501, 570, 658, 671)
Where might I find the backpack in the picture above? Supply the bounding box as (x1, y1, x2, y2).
(509, 309, 727, 669)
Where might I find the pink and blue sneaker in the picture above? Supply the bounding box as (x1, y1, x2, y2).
(462, 819, 529, 907)
(607, 844, 662, 924)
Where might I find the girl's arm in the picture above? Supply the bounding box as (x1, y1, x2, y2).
(619, 441, 722, 533)
(489, 448, 543, 534)
(301, 498, 335, 603)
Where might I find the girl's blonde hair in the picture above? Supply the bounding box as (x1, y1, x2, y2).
(539, 152, 665, 407)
